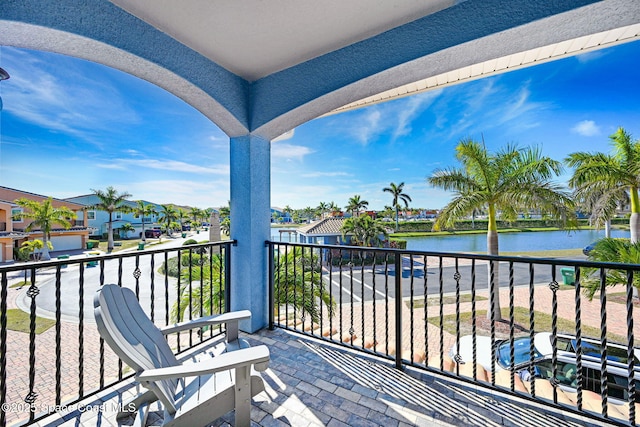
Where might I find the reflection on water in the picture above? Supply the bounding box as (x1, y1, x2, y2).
(404, 229, 628, 253)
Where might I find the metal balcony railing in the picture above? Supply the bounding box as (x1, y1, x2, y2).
(0, 241, 232, 426)
(267, 241, 640, 426)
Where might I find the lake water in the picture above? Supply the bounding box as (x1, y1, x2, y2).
(270, 226, 628, 253)
(403, 229, 628, 253)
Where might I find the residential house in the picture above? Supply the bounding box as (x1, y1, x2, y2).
(64, 195, 163, 239)
(0, 186, 89, 263)
(296, 217, 348, 245)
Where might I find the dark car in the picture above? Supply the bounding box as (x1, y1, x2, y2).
(143, 229, 162, 238)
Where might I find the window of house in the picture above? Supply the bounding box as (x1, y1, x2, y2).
(115, 212, 123, 220)
(11, 208, 22, 222)
(87, 211, 96, 220)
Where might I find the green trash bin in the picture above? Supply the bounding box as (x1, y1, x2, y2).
(182, 232, 187, 238)
(57, 254, 69, 268)
(138, 242, 145, 251)
(86, 241, 94, 249)
(561, 268, 575, 285)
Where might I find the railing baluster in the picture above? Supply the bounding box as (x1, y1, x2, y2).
(550, 265, 559, 405)
(150, 253, 155, 323)
(439, 257, 444, 372)
(471, 259, 477, 381)
(626, 269, 636, 426)
(529, 263, 536, 399)
(489, 258, 496, 385)
(0, 271, 7, 427)
(423, 256, 428, 365)
(574, 265, 583, 411)
(394, 252, 402, 370)
(409, 256, 415, 362)
(360, 249, 365, 348)
(55, 266, 62, 405)
(454, 258, 461, 377)
(508, 261, 514, 391)
(384, 252, 390, 356)
(268, 240, 275, 330)
(27, 267, 37, 423)
(599, 267, 609, 418)
(78, 262, 85, 393)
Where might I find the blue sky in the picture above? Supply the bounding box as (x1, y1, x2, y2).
(1, 40, 640, 210)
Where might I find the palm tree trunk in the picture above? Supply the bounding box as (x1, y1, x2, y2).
(605, 219, 611, 238)
(486, 205, 501, 321)
(631, 213, 640, 244)
(395, 206, 399, 232)
(41, 235, 51, 261)
(107, 213, 114, 253)
(630, 187, 640, 244)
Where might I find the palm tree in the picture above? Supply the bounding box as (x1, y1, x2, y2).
(580, 237, 640, 300)
(317, 202, 329, 219)
(345, 195, 368, 217)
(220, 217, 231, 236)
(159, 204, 178, 236)
(176, 207, 188, 232)
(328, 201, 340, 216)
(383, 182, 412, 232)
(190, 207, 205, 229)
(566, 127, 640, 243)
(428, 138, 575, 321)
(14, 198, 75, 260)
(119, 222, 135, 239)
(303, 206, 315, 222)
(341, 214, 388, 247)
(273, 247, 335, 323)
(132, 200, 157, 242)
(90, 187, 132, 253)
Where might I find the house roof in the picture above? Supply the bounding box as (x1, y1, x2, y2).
(296, 217, 346, 236)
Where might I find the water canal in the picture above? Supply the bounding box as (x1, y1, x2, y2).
(271, 226, 628, 253)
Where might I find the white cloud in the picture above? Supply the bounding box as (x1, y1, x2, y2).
(393, 91, 440, 140)
(351, 109, 382, 145)
(571, 120, 600, 137)
(126, 179, 229, 207)
(97, 158, 229, 175)
(300, 171, 351, 178)
(271, 142, 313, 160)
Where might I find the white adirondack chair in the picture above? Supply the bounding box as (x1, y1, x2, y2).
(93, 284, 269, 427)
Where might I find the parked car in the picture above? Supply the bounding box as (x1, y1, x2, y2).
(583, 242, 597, 256)
(450, 332, 640, 404)
(142, 229, 162, 238)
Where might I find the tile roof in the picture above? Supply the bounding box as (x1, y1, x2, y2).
(296, 217, 346, 236)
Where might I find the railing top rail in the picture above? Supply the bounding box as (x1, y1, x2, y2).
(0, 240, 236, 273)
(266, 240, 640, 271)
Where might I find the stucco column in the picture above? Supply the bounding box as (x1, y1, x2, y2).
(230, 135, 270, 332)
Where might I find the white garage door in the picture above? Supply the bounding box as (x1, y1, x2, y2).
(50, 235, 82, 251)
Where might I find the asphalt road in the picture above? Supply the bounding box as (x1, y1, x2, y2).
(323, 259, 575, 302)
(18, 234, 200, 323)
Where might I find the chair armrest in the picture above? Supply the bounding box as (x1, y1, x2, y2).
(136, 345, 270, 382)
(160, 310, 251, 342)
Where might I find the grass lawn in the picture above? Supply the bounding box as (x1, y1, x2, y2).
(427, 306, 627, 344)
(7, 309, 55, 334)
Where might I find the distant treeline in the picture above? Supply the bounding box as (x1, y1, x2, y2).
(394, 218, 628, 233)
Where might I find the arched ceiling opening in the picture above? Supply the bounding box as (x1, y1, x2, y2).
(1, 0, 639, 141)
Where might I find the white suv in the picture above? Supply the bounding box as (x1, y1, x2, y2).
(450, 332, 640, 404)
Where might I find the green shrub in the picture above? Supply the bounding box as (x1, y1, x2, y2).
(160, 252, 210, 277)
(182, 239, 198, 246)
(389, 239, 407, 249)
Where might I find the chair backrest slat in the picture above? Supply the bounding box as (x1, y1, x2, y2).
(94, 284, 179, 411)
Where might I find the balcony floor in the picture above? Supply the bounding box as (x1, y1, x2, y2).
(36, 328, 604, 427)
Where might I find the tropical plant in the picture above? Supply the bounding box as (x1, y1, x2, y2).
(20, 239, 52, 262)
(89, 187, 132, 253)
(345, 195, 368, 217)
(566, 127, 640, 243)
(176, 207, 188, 231)
(159, 204, 178, 236)
(342, 214, 388, 247)
(383, 182, 412, 232)
(428, 138, 575, 321)
(273, 247, 335, 323)
(220, 217, 231, 236)
(119, 222, 135, 239)
(132, 200, 157, 242)
(328, 201, 340, 216)
(303, 206, 315, 222)
(580, 238, 640, 300)
(219, 202, 230, 219)
(14, 198, 75, 260)
(171, 253, 224, 322)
